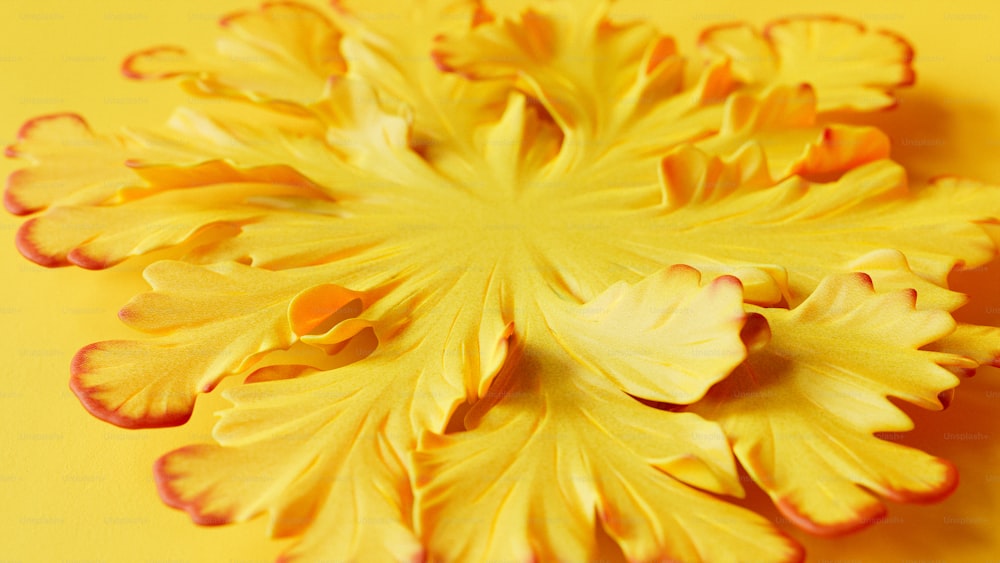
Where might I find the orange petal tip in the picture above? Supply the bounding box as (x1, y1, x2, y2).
(70, 342, 194, 429)
(154, 446, 234, 526)
(15, 219, 68, 267)
(775, 495, 887, 537)
(121, 46, 188, 80)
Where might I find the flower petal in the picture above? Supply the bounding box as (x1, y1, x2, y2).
(699, 17, 914, 111)
(71, 260, 372, 428)
(548, 264, 747, 404)
(331, 0, 507, 154)
(3, 114, 197, 215)
(152, 264, 513, 558)
(415, 338, 802, 562)
(925, 324, 1000, 370)
(696, 85, 890, 179)
(636, 148, 1000, 301)
(15, 183, 300, 269)
(433, 0, 682, 134)
(692, 274, 964, 534)
(123, 1, 346, 109)
(846, 249, 968, 312)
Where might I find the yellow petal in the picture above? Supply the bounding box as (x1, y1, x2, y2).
(846, 249, 968, 312)
(431, 0, 736, 177)
(434, 0, 682, 135)
(148, 254, 513, 559)
(696, 85, 890, 178)
(331, 0, 508, 155)
(71, 260, 371, 428)
(3, 113, 194, 214)
(637, 149, 999, 301)
(692, 274, 964, 534)
(415, 328, 801, 562)
(123, 1, 346, 110)
(925, 324, 1000, 371)
(16, 183, 293, 269)
(549, 264, 747, 404)
(156, 421, 422, 560)
(699, 17, 914, 111)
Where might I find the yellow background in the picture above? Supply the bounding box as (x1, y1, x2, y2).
(1, 0, 998, 561)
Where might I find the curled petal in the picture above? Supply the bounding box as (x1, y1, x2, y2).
(71, 261, 372, 428)
(700, 16, 914, 111)
(415, 341, 802, 562)
(549, 264, 747, 404)
(124, 1, 346, 109)
(696, 85, 891, 179)
(693, 274, 965, 534)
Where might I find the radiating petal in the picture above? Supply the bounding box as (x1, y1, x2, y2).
(123, 1, 346, 109)
(70, 260, 372, 428)
(700, 17, 914, 111)
(331, 0, 508, 156)
(549, 265, 746, 404)
(415, 332, 802, 562)
(692, 274, 965, 534)
(635, 148, 1000, 301)
(696, 86, 890, 179)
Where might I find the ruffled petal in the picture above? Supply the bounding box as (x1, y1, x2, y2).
(634, 148, 1000, 301)
(15, 183, 307, 269)
(71, 261, 373, 428)
(696, 85, 890, 179)
(700, 17, 914, 111)
(3, 114, 198, 214)
(434, 0, 681, 134)
(925, 324, 1000, 370)
(123, 1, 346, 109)
(549, 265, 746, 404)
(415, 330, 802, 562)
(692, 274, 965, 534)
(155, 368, 424, 561)
(331, 0, 508, 155)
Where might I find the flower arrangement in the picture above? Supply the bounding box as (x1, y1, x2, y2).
(5, 1, 1000, 561)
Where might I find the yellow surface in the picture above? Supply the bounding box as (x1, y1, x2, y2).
(0, 0, 998, 561)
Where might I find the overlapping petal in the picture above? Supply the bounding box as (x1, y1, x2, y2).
(636, 146, 1000, 302)
(699, 16, 914, 111)
(5, 1, 1000, 561)
(124, 1, 346, 109)
(154, 267, 512, 560)
(71, 260, 374, 428)
(550, 265, 746, 403)
(691, 274, 967, 534)
(415, 313, 802, 562)
(331, 0, 508, 157)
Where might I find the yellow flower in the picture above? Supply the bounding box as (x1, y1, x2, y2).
(5, 1, 1000, 561)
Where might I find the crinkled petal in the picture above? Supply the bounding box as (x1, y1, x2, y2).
(124, 1, 346, 109)
(692, 274, 966, 534)
(71, 260, 372, 428)
(633, 148, 1000, 301)
(699, 17, 914, 111)
(549, 265, 747, 404)
(331, 0, 508, 156)
(415, 329, 802, 562)
(3, 114, 199, 214)
(153, 264, 512, 559)
(696, 85, 890, 179)
(15, 183, 308, 269)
